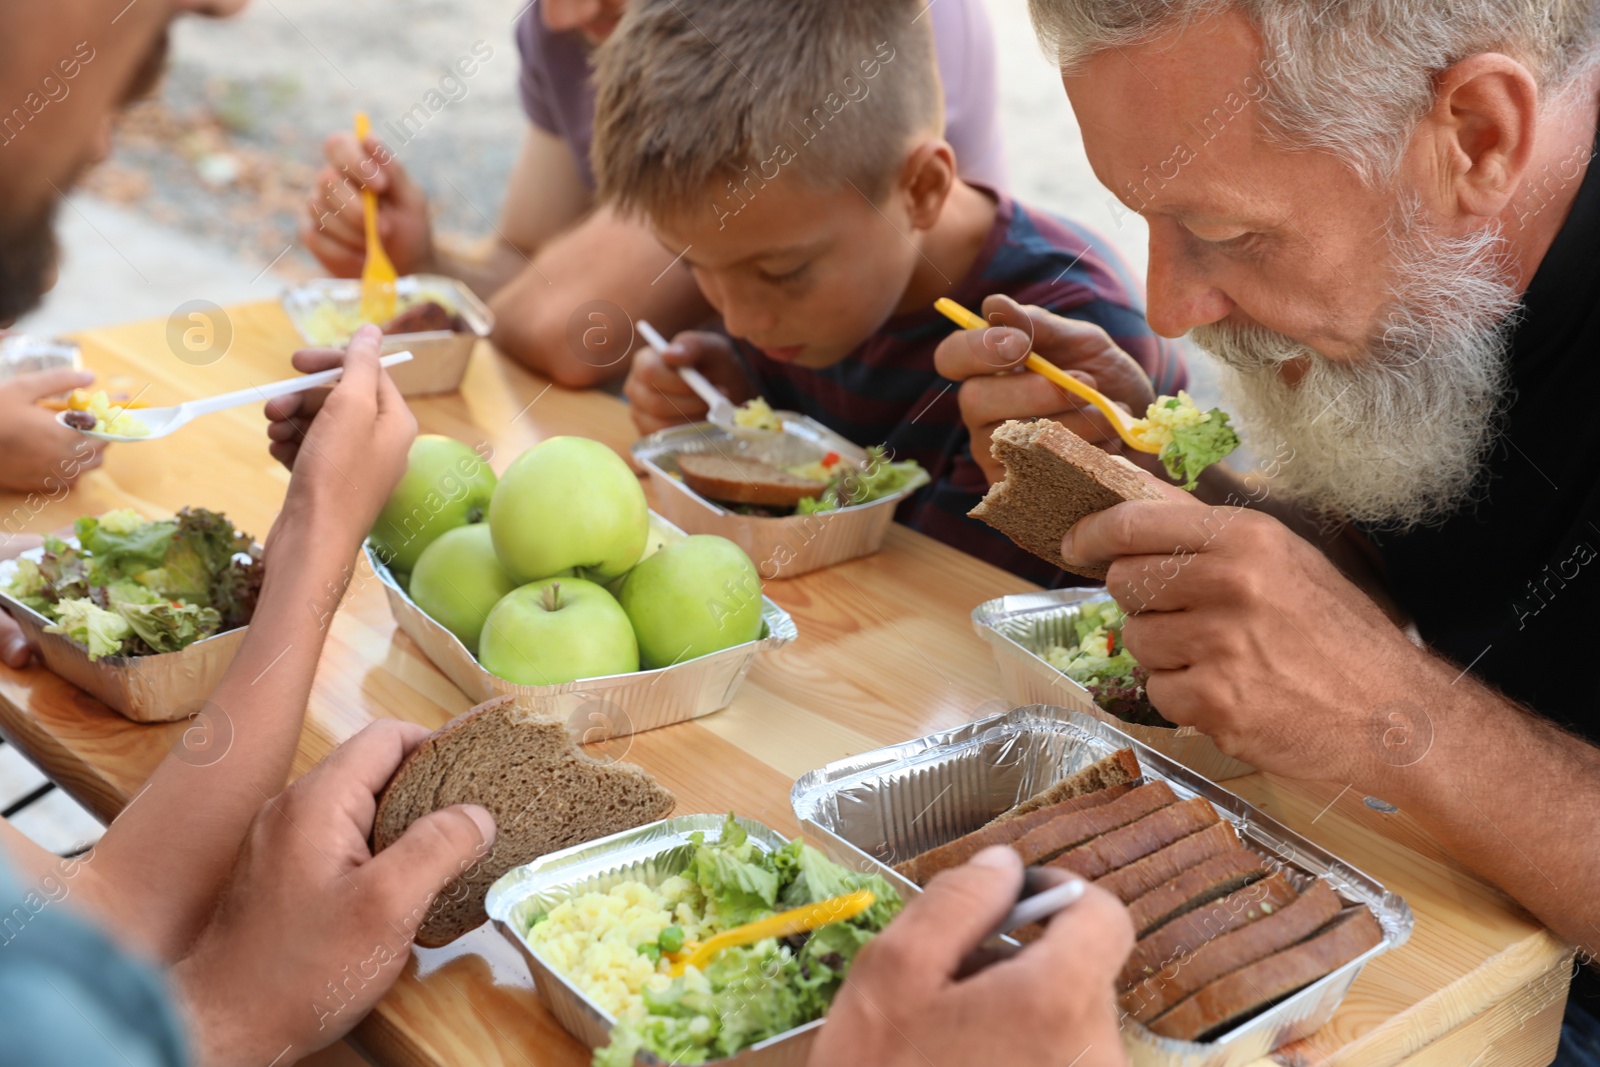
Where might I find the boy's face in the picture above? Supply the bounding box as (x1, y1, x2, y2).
(654, 179, 922, 369)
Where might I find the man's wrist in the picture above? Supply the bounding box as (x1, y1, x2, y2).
(170, 952, 264, 1067)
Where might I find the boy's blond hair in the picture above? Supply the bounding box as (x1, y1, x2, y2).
(592, 0, 944, 225)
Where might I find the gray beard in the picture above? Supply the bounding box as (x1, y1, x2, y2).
(1192, 204, 1519, 530)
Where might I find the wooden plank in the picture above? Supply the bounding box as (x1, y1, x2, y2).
(0, 301, 1570, 1066)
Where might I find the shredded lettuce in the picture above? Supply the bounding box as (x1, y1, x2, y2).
(796, 446, 925, 514)
(4, 508, 261, 658)
(595, 816, 903, 1067)
(1044, 600, 1171, 728)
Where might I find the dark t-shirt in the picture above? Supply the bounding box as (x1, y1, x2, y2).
(1364, 131, 1600, 748)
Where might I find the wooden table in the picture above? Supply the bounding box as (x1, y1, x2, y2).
(0, 301, 1572, 1067)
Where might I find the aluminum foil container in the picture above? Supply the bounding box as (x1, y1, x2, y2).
(486, 813, 916, 1066)
(633, 419, 931, 580)
(0, 548, 247, 724)
(791, 705, 1412, 1067)
(366, 514, 797, 742)
(0, 334, 81, 380)
(974, 589, 1255, 781)
(281, 274, 492, 396)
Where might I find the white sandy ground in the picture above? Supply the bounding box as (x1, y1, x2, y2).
(4, 2, 1217, 854)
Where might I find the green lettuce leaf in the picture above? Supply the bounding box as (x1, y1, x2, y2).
(116, 600, 221, 654)
(1159, 409, 1241, 490)
(45, 598, 133, 660)
(75, 511, 177, 584)
(685, 830, 779, 927)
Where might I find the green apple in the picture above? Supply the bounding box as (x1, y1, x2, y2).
(602, 523, 671, 598)
(408, 525, 518, 651)
(490, 436, 648, 583)
(371, 435, 497, 573)
(478, 577, 639, 685)
(619, 535, 763, 669)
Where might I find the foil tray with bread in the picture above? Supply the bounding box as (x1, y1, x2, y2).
(790, 705, 1412, 1067)
(633, 416, 930, 579)
(281, 274, 492, 397)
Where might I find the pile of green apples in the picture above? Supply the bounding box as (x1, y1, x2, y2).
(369, 435, 765, 686)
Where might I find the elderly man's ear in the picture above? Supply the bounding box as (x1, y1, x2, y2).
(1415, 53, 1540, 219)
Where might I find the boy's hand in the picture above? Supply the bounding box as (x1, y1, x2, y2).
(301, 133, 434, 279)
(0, 367, 103, 492)
(934, 294, 1157, 485)
(263, 325, 417, 561)
(624, 330, 756, 435)
(809, 847, 1131, 1067)
(171, 719, 496, 1066)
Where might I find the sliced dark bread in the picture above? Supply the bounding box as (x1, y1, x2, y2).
(1046, 797, 1220, 880)
(1011, 782, 1178, 866)
(968, 419, 1167, 581)
(1121, 880, 1345, 1022)
(987, 748, 1141, 826)
(894, 783, 1133, 885)
(1146, 908, 1384, 1040)
(372, 696, 677, 947)
(677, 454, 828, 508)
(1125, 849, 1268, 936)
(1121, 872, 1299, 988)
(1095, 822, 1241, 903)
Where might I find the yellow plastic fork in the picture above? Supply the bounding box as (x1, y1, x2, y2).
(933, 297, 1161, 454)
(665, 889, 877, 978)
(354, 112, 398, 325)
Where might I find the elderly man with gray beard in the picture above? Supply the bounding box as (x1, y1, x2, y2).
(936, 1, 1600, 1061)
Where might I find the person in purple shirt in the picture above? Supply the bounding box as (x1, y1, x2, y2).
(300, 0, 1008, 390)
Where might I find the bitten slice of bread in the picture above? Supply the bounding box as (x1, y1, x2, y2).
(969, 419, 1166, 580)
(677, 454, 828, 508)
(373, 696, 677, 947)
(989, 748, 1141, 825)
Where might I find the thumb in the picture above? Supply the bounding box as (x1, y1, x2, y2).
(360, 804, 497, 936)
(868, 846, 1025, 979)
(7, 368, 94, 402)
(0, 615, 32, 669)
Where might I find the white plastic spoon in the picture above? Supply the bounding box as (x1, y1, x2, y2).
(58, 351, 414, 443)
(635, 320, 779, 440)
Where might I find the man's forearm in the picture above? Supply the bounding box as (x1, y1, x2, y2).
(1362, 661, 1600, 959)
(73, 526, 357, 959)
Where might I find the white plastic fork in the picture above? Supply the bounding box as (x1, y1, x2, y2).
(58, 351, 415, 442)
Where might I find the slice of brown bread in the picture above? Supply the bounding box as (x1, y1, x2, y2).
(1121, 880, 1345, 1022)
(1046, 797, 1221, 880)
(1120, 872, 1299, 988)
(969, 419, 1167, 580)
(1094, 822, 1241, 903)
(987, 748, 1141, 825)
(1145, 908, 1384, 1040)
(1011, 782, 1178, 866)
(1125, 849, 1268, 936)
(372, 696, 677, 947)
(677, 454, 829, 508)
(894, 783, 1133, 885)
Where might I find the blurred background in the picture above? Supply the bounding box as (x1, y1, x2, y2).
(14, 0, 1155, 335)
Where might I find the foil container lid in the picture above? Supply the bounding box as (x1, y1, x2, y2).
(0, 334, 81, 380)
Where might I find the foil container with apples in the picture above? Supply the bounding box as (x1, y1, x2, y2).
(366, 513, 797, 742)
(281, 274, 492, 397)
(633, 418, 931, 580)
(0, 547, 248, 724)
(973, 588, 1255, 781)
(486, 813, 916, 1066)
(790, 704, 1413, 1067)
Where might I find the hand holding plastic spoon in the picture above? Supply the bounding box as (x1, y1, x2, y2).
(636, 319, 779, 439)
(933, 297, 1160, 455)
(58, 352, 414, 443)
